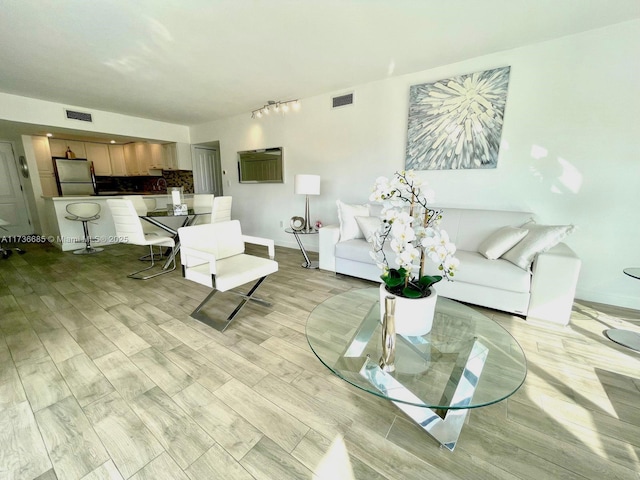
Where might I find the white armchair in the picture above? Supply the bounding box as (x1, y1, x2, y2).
(178, 220, 278, 332)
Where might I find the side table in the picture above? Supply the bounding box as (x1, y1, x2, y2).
(285, 228, 318, 269)
(603, 268, 640, 352)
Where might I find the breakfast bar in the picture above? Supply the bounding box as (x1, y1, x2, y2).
(42, 194, 195, 251)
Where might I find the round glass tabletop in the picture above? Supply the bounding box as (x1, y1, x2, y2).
(306, 288, 527, 410)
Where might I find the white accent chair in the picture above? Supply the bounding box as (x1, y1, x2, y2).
(65, 202, 103, 254)
(107, 199, 176, 279)
(178, 220, 278, 332)
(210, 196, 232, 223)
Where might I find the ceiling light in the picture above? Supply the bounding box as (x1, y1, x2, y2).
(46, 133, 53, 137)
(251, 99, 300, 119)
(110, 140, 116, 144)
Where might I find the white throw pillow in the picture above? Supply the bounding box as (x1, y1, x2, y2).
(337, 200, 370, 241)
(502, 223, 575, 270)
(477, 226, 529, 260)
(355, 216, 382, 243)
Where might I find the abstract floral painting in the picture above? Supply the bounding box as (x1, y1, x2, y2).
(405, 66, 510, 170)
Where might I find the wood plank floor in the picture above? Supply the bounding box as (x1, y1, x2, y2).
(0, 241, 639, 479)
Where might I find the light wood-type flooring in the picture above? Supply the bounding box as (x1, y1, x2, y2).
(0, 241, 639, 479)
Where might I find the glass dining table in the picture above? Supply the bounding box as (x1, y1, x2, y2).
(139, 206, 211, 269)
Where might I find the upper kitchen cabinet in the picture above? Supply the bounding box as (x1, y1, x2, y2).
(162, 142, 192, 171)
(135, 142, 150, 174)
(123, 143, 139, 175)
(49, 139, 86, 159)
(109, 144, 126, 176)
(133, 142, 162, 176)
(84, 142, 111, 176)
(33, 136, 53, 174)
(148, 143, 163, 169)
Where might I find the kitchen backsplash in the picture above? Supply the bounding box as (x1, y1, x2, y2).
(95, 170, 194, 194)
(163, 170, 194, 193)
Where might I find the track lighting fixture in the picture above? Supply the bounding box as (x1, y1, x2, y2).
(251, 99, 300, 119)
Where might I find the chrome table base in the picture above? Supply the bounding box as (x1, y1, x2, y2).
(359, 340, 488, 451)
(337, 305, 489, 451)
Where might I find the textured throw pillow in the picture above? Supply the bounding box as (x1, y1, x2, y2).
(336, 200, 370, 241)
(355, 216, 382, 243)
(477, 226, 529, 260)
(502, 223, 575, 270)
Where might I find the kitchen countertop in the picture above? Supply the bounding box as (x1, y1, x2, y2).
(43, 193, 195, 200)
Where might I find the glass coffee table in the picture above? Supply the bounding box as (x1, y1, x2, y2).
(604, 268, 640, 352)
(306, 288, 527, 451)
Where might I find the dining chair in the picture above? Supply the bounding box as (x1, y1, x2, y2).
(128, 195, 164, 236)
(127, 195, 166, 260)
(178, 220, 278, 332)
(107, 198, 176, 279)
(65, 202, 103, 254)
(192, 194, 214, 224)
(210, 196, 232, 223)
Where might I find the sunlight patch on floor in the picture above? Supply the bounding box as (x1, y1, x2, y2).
(314, 434, 356, 480)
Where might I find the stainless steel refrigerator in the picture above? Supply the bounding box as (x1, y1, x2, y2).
(53, 158, 96, 196)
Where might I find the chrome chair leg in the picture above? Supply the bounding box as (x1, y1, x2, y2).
(128, 245, 176, 279)
(190, 276, 269, 332)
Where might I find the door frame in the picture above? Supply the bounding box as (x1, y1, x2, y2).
(0, 140, 34, 236)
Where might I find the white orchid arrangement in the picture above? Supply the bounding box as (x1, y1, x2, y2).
(369, 170, 459, 298)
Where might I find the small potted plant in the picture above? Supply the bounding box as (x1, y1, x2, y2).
(370, 170, 459, 335)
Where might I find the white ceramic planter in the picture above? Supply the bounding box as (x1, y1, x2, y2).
(379, 284, 438, 336)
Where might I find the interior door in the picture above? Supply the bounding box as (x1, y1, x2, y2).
(193, 147, 223, 196)
(0, 142, 32, 235)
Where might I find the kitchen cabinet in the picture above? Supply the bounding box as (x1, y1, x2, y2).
(135, 142, 150, 174)
(123, 143, 139, 175)
(132, 142, 162, 176)
(108, 144, 126, 176)
(162, 142, 192, 171)
(33, 136, 53, 174)
(149, 143, 163, 169)
(85, 142, 111, 176)
(49, 139, 86, 159)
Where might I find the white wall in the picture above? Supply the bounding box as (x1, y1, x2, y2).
(190, 20, 640, 310)
(0, 92, 190, 143)
(0, 94, 193, 235)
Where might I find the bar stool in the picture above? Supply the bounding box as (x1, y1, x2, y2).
(65, 203, 103, 254)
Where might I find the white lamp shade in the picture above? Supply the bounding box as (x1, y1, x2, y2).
(294, 174, 321, 195)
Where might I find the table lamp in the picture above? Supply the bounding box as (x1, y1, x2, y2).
(294, 174, 321, 233)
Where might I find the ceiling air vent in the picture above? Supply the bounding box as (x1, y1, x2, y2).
(65, 109, 93, 123)
(332, 92, 354, 109)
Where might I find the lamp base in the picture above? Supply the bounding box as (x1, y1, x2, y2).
(303, 195, 312, 233)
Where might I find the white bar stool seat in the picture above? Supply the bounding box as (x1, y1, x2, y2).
(65, 202, 103, 254)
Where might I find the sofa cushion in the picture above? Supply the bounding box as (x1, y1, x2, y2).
(337, 200, 370, 241)
(336, 238, 394, 265)
(502, 223, 575, 270)
(477, 226, 529, 260)
(355, 216, 382, 243)
(425, 250, 531, 293)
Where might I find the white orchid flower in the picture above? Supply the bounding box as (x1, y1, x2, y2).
(369, 170, 459, 288)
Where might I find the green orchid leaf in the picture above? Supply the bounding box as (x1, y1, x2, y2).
(402, 286, 423, 298)
(418, 275, 443, 289)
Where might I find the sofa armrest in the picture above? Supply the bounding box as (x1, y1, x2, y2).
(319, 224, 340, 272)
(527, 242, 581, 326)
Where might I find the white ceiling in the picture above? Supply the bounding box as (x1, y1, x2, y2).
(1, 0, 639, 127)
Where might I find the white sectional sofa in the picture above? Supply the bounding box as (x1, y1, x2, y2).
(319, 205, 581, 326)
